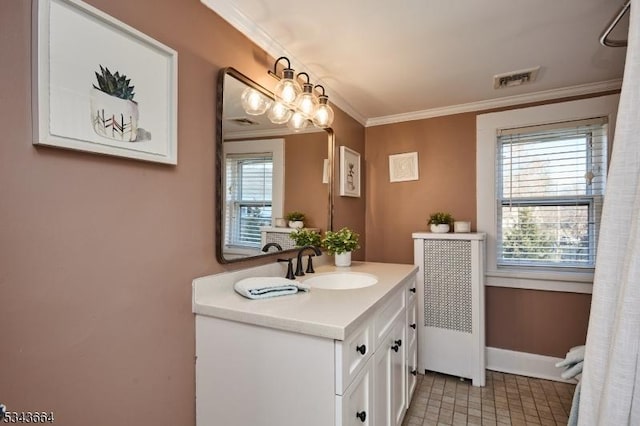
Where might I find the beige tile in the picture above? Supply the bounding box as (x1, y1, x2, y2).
(496, 415, 512, 425)
(524, 414, 541, 424)
(403, 415, 424, 425)
(468, 415, 483, 425)
(425, 410, 440, 421)
(452, 412, 467, 425)
(406, 372, 575, 426)
(468, 407, 482, 417)
(438, 410, 453, 425)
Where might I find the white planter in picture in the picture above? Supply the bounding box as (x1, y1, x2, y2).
(90, 88, 139, 142)
(430, 224, 450, 233)
(289, 220, 304, 229)
(334, 251, 352, 267)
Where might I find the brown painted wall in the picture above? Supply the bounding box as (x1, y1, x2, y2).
(365, 114, 477, 263)
(364, 103, 604, 357)
(332, 115, 367, 260)
(284, 132, 329, 230)
(0, 2, 364, 426)
(486, 287, 591, 357)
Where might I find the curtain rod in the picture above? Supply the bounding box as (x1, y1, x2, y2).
(600, 0, 630, 47)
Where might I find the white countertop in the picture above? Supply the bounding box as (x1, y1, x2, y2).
(193, 261, 418, 340)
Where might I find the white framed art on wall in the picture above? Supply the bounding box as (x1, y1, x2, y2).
(339, 146, 361, 197)
(32, 0, 178, 164)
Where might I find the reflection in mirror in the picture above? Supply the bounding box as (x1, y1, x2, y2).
(216, 68, 333, 263)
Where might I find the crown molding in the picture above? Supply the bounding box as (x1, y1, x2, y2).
(366, 79, 623, 127)
(200, 0, 367, 126)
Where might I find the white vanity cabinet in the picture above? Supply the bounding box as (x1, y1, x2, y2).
(194, 262, 418, 426)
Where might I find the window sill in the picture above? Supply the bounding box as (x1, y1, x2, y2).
(485, 269, 593, 294)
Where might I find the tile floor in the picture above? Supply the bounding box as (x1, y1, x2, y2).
(402, 370, 576, 426)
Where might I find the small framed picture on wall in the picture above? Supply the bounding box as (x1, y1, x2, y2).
(339, 146, 361, 197)
(389, 152, 419, 182)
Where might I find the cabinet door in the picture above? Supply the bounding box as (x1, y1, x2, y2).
(373, 316, 406, 426)
(407, 339, 418, 408)
(337, 356, 373, 426)
(406, 298, 418, 409)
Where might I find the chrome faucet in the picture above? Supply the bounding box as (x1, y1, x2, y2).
(261, 242, 283, 252)
(295, 245, 322, 277)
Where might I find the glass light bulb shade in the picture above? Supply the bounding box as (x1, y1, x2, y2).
(274, 77, 301, 107)
(267, 101, 293, 124)
(295, 87, 319, 119)
(312, 102, 334, 128)
(240, 87, 271, 115)
(287, 111, 309, 132)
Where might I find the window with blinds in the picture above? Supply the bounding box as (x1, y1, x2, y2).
(225, 153, 273, 249)
(496, 117, 608, 269)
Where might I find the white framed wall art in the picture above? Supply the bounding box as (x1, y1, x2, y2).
(389, 152, 419, 182)
(32, 0, 178, 164)
(339, 146, 361, 197)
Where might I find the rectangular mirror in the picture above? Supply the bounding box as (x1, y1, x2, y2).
(216, 68, 334, 263)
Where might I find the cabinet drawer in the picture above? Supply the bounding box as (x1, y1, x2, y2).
(406, 298, 417, 349)
(336, 356, 373, 426)
(336, 321, 373, 395)
(374, 288, 405, 350)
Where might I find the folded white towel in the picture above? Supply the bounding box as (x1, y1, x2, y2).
(556, 345, 586, 368)
(234, 277, 310, 300)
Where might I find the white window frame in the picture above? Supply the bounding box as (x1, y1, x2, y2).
(476, 95, 619, 294)
(222, 139, 284, 255)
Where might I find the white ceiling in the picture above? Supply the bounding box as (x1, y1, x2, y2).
(202, 0, 628, 126)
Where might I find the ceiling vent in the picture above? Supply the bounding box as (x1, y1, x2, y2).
(493, 66, 540, 89)
(227, 117, 260, 126)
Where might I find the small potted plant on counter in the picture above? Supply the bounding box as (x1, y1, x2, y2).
(322, 227, 360, 267)
(289, 229, 322, 248)
(285, 211, 306, 229)
(429, 212, 453, 233)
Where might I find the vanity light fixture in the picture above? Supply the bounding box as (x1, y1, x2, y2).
(240, 87, 271, 115)
(271, 57, 301, 107)
(267, 100, 293, 124)
(294, 72, 319, 119)
(240, 56, 335, 130)
(287, 110, 309, 131)
(312, 85, 334, 128)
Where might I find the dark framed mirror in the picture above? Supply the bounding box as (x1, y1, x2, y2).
(216, 67, 334, 263)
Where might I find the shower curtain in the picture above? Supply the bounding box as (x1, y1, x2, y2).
(578, 2, 640, 424)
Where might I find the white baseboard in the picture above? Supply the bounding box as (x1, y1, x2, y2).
(486, 347, 577, 384)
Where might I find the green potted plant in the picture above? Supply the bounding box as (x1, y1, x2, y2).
(285, 211, 306, 229)
(429, 212, 453, 233)
(322, 227, 360, 267)
(289, 229, 322, 247)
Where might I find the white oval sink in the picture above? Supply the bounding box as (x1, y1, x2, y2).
(304, 272, 378, 290)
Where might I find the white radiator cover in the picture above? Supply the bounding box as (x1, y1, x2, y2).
(412, 232, 486, 386)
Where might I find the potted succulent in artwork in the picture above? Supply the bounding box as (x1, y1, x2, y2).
(429, 212, 454, 233)
(285, 211, 306, 229)
(289, 229, 322, 248)
(90, 65, 139, 142)
(322, 227, 360, 267)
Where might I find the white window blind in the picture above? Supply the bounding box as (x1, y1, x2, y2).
(496, 117, 608, 269)
(225, 153, 273, 249)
